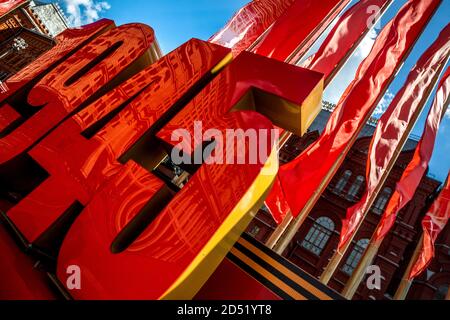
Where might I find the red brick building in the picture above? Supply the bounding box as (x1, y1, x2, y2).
(246, 103, 448, 300)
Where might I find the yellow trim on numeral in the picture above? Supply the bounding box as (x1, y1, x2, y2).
(159, 146, 278, 300)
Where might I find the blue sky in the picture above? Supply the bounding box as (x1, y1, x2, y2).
(55, 0, 449, 183)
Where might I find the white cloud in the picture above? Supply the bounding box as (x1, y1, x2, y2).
(446, 108, 450, 119)
(355, 28, 378, 58)
(372, 90, 395, 118)
(62, 0, 111, 26)
(324, 28, 379, 104)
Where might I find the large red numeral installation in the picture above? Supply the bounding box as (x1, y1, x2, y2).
(52, 51, 322, 299)
(0, 18, 324, 299)
(0, 22, 157, 215)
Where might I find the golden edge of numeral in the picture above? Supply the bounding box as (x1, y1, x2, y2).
(159, 144, 279, 300)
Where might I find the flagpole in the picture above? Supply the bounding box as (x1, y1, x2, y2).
(315, 91, 408, 285)
(265, 211, 293, 250)
(283, 0, 352, 64)
(264, 0, 393, 253)
(394, 234, 423, 300)
(267, 3, 415, 256)
(320, 92, 438, 287)
(336, 59, 449, 296)
(341, 238, 382, 298)
(264, 129, 300, 250)
(270, 99, 388, 256)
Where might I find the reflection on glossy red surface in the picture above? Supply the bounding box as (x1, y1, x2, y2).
(0, 19, 113, 133)
(2, 19, 114, 94)
(157, 52, 322, 154)
(5, 40, 229, 244)
(55, 52, 322, 299)
(0, 22, 154, 170)
(253, 0, 351, 62)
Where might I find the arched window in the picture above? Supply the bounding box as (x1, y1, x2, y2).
(347, 175, 365, 201)
(342, 239, 369, 275)
(301, 217, 335, 256)
(334, 170, 352, 194)
(372, 187, 392, 214)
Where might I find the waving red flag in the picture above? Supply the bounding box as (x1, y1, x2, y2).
(409, 174, 450, 279)
(302, 0, 392, 83)
(208, 0, 295, 57)
(266, 0, 441, 223)
(266, 175, 289, 224)
(253, 0, 350, 62)
(340, 23, 450, 249)
(375, 68, 450, 241)
(265, 0, 393, 224)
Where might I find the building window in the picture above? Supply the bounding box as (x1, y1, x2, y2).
(301, 217, 335, 256)
(347, 175, 365, 201)
(434, 284, 449, 300)
(372, 187, 392, 215)
(248, 225, 261, 237)
(334, 170, 352, 195)
(342, 239, 369, 275)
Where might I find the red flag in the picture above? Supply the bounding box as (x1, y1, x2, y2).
(253, 0, 351, 62)
(265, 175, 290, 224)
(208, 0, 295, 57)
(265, 0, 393, 223)
(409, 174, 450, 279)
(266, 0, 441, 223)
(302, 0, 392, 82)
(340, 23, 450, 249)
(375, 68, 450, 241)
